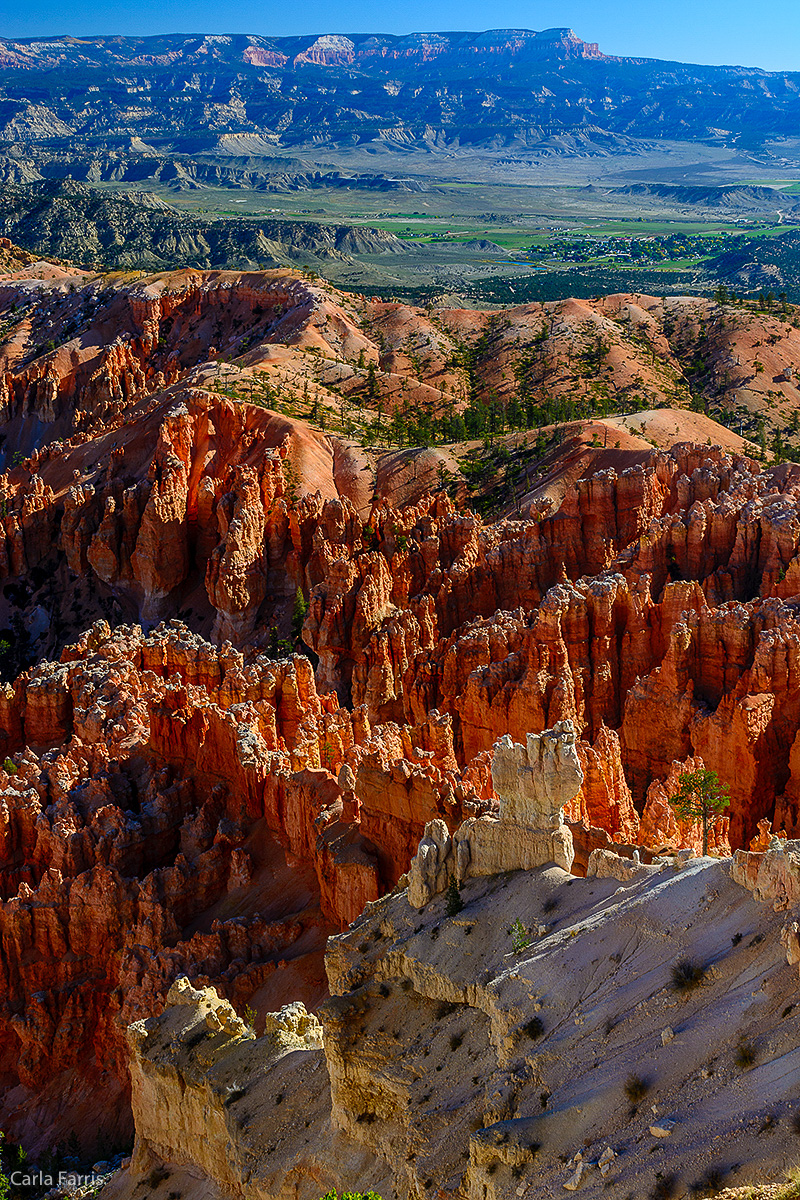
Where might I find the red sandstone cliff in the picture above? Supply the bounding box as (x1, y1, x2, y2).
(0, 619, 491, 1152)
(4, 263, 800, 1154)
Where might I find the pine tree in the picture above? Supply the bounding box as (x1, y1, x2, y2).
(670, 768, 730, 856)
(292, 587, 308, 645)
(445, 874, 463, 917)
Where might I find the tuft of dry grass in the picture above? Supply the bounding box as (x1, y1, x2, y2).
(624, 1073, 650, 1104)
(734, 1038, 758, 1069)
(777, 1167, 800, 1200)
(671, 957, 706, 992)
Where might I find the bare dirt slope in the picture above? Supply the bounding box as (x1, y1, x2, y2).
(606, 408, 758, 452)
(103, 851, 800, 1200)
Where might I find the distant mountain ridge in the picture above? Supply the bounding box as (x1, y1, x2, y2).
(0, 29, 604, 71)
(0, 28, 797, 153)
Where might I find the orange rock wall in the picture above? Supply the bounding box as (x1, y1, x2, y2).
(5, 270, 800, 1156)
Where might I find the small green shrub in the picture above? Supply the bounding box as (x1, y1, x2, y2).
(2, 758, 16, 775)
(510, 919, 531, 953)
(524, 1017, 544, 1040)
(0, 1134, 10, 1200)
(318, 1191, 384, 1200)
(445, 875, 463, 917)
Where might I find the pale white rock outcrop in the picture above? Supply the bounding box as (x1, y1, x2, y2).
(125, 978, 336, 1197)
(587, 847, 650, 882)
(731, 837, 800, 978)
(782, 920, 800, 968)
(731, 836, 800, 911)
(117, 849, 800, 1200)
(407, 722, 584, 907)
(407, 817, 457, 908)
(492, 722, 584, 828)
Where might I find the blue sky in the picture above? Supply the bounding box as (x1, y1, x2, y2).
(0, 0, 798, 72)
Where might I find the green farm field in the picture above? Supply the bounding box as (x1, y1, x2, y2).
(73, 176, 800, 303)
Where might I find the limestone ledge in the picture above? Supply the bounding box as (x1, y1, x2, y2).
(115, 827, 800, 1200)
(125, 976, 389, 1200)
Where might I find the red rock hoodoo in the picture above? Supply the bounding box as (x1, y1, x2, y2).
(2, 262, 800, 1152)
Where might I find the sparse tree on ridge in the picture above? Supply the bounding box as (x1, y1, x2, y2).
(670, 767, 730, 856)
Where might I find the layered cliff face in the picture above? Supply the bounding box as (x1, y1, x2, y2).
(0, 619, 492, 1152)
(5, 261, 800, 1158)
(0, 29, 798, 156)
(112, 839, 800, 1200)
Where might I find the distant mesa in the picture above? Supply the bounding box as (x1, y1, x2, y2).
(0, 29, 605, 71)
(0, 27, 796, 164)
